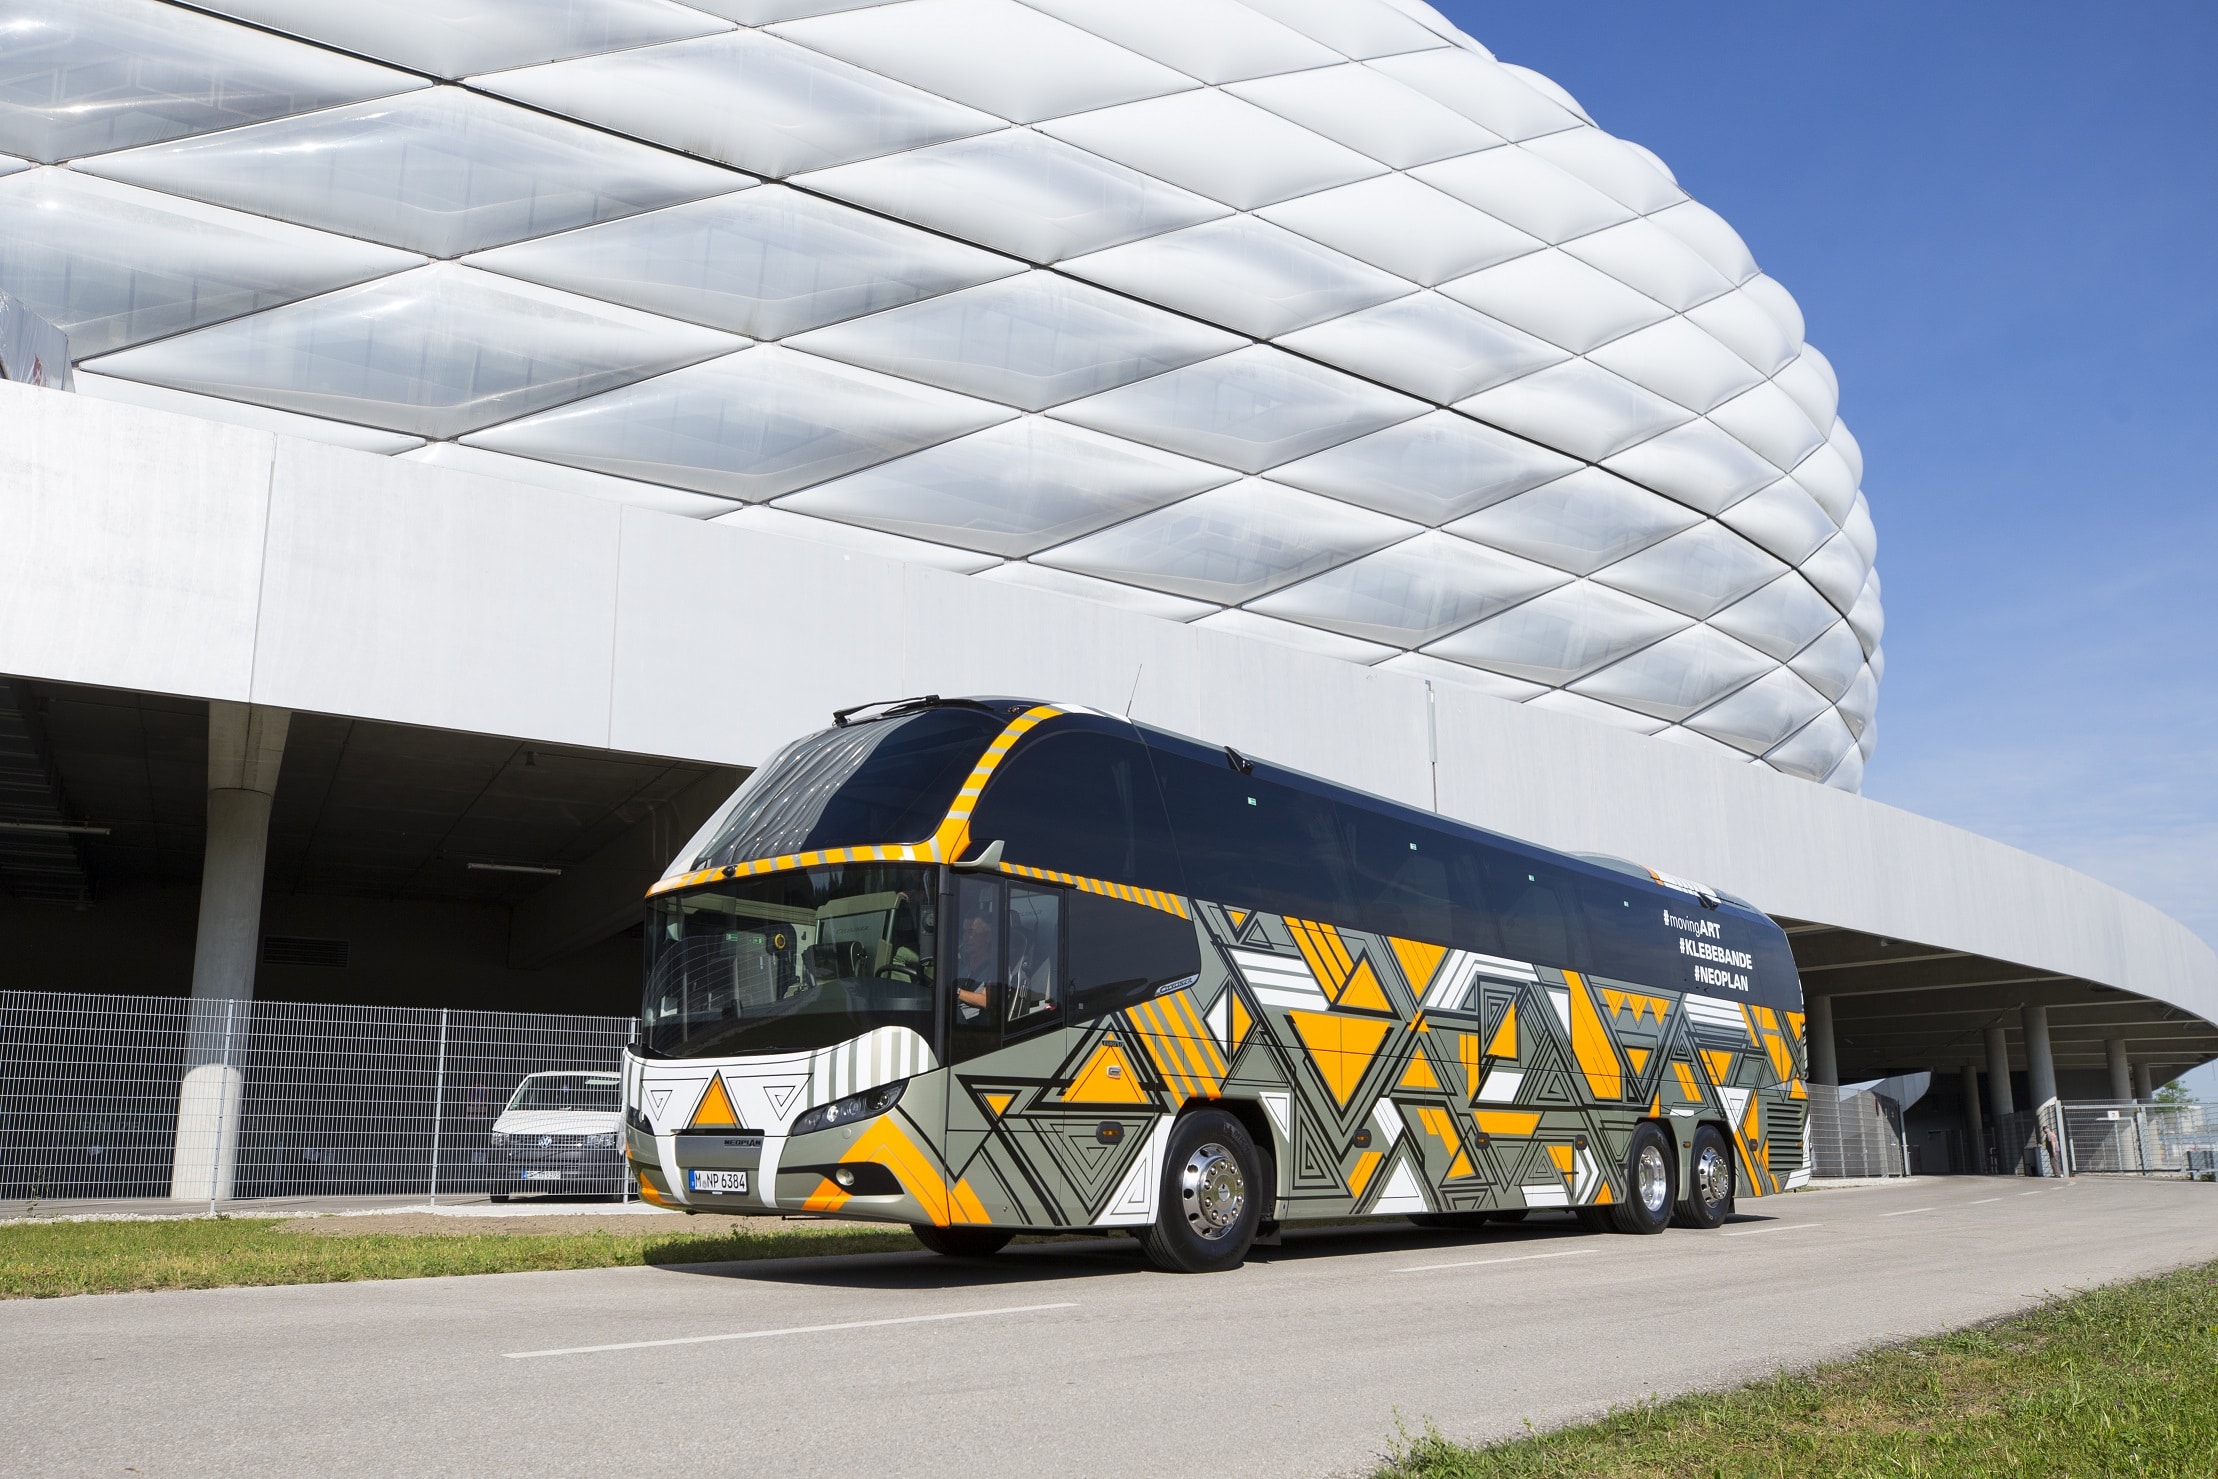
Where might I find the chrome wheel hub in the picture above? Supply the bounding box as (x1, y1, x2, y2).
(1696, 1145, 1732, 1207)
(1181, 1141, 1246, 1240)
(1636, 1143, 1670, 1214)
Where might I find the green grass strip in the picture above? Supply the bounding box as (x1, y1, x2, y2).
(1379, 1258, 2218, 1478)
(0, 1217, 919, 1299)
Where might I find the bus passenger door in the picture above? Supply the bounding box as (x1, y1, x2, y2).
(943, 876, 1072, 1226)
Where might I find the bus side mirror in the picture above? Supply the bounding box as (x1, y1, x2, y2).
(950, 839, 1005, 873)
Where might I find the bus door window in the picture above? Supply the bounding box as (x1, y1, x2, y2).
(949, 875, 1005, 1062)
(1004, 885, 1062, 1037)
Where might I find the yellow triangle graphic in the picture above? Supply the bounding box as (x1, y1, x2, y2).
(1399, 1051, 1440, 1090)
(1338, 956, 1392, 1013)
(1065, 1041, 1152, 1105)
(1701, 1049, 1736, 1088)
(1229, 994, 1252, 1050)
(688, 1074, 740, 1130)
(1388, 936, 1449, 994)
(1627, 1047, 1650, 1075)
(1227, 908, 1249, 931)
(1347, 1148, 1383, 1199)
(1287, 1011, 1393, 1107)
(1445, 1146, 1474, 1180)
(1485, 1002, 1517, 1060)
(1603, 988, 1628, 1017)
(983, 1092, 1015, 1118)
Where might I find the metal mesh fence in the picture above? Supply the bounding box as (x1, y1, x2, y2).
(1806, 1087, 1910, 1178)
(2051, 1100, 2218, 1176)
(0, 989, 635, 1211)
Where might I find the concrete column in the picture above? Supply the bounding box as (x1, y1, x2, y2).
(1985, 1025, 2015, 1118)
(2105, 1039, 2133, 1103)
(1806, 993, 1838, 1085)
(171, 701, 289, 1203)
(1960, 1062, 1986, 1173)
(2021, 1003, 2057, 1107)
(2134, 1062, 2155, 1102)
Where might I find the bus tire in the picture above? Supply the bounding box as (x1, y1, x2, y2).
(1608, 1122, 1676, 1235)
(1672, 1125, 1735, 1229)
(1140, 1109, 1262, 1273)
(912, 1225, 1013, 1258)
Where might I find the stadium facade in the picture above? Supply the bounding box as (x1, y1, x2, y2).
(1, 0, 2212, 1142)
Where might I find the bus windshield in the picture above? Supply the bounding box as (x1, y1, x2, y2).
(640, 863, 935, 1059)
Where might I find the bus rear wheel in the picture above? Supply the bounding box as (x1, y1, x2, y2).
(1672, 1125, 1735, 1229)
(1607, 1122, 1676, 1235)
(1140, 1109, 1262, 1273)
(912, 1225, 1013, 1258)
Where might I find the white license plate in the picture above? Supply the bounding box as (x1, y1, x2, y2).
(688, 1169, 748, 1194)
(522, 1169, 564, 1181)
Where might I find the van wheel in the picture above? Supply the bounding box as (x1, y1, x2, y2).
(912, 1225, 1013, 1258)
(1608, 1122, 1676, 1235)
(489, 1192, 508, 1204)
(1140, 1109, 1262, 1273)
(1672, 1125, 1735, 1229)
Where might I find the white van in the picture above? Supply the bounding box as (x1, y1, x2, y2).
(487, 1071, 623, 1201)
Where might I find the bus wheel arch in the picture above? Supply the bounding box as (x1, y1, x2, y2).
(1205, 1098, 1281, 1213)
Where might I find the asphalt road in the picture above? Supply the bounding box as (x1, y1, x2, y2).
(8, 1177, 2215, 1478)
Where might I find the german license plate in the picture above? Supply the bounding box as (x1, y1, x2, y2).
(523, 1169, 563, 1181)
(688, 1169, 747, 1194)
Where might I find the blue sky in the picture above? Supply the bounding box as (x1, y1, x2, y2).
(1434, 1, 2218, 1083)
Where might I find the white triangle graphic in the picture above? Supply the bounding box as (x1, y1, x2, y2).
(1373, 1158, 1429, 1214)
(647, 1089, 671, 1117)
(1107, 1147, 1154, 1217)
(762, 1081, 804, 1119)
(1259, 1091, 1291, 1143)
(1204, 989, 1230, 1052)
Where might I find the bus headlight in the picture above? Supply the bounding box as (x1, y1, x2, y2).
(790, 1080, 905, 1137)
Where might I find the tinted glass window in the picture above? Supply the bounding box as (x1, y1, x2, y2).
(1473, 851, 1581, 966)
(1148, 742, 1356, 921)
(691, 707, 1004, 870)
(1342, 804, 1457, 943)
(1067, 891, 1202, 1019)
(967, 729, 1182, 889)
(1579, 876, 1656, 982)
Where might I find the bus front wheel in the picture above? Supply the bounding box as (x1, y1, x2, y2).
(1140, 1109, 1262, 1273)
(1671, 1125, 1735, 1229)
(913, 1225, 1013, 1258)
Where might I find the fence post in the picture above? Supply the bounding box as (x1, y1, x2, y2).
(208, 998, 235, 1219)
(428, 1007, 449, 1208)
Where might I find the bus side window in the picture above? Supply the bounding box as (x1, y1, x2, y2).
(1486, 857, 1581, 966)
(1342, 809, 1453, 943)
(948, 875, 1004, 1064)
(1004, 884, 1062, 1041)
(1067, 891, 1202, 1019)
(1148, 743, 1356, 922)
(967, 730, 1182, 890)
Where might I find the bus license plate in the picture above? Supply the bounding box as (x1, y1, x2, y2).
(689, 1169, 748, 1194)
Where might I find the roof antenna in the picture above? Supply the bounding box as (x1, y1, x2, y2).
(1124, 664, 1144, 717)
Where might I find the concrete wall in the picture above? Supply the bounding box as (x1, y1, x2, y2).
(4, 380, 2213, 1025)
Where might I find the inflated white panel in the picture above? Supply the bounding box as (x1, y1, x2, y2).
(1424, 580, 1687, 685)
(1772, 351, 1841, 436)
(1836, 664, 1879, 739)
(1829, 417, 1866, 486)
(1439, 249, 1671, 354)
(1229, 62, 1503, 168)
(0, 170, 422, 357)
(84, 263, 738, 439)
(1263, 411, 1579, 526)
(1033, 477, 1416, 603)
(82, 87, 743, 259)
(797, 128, 1228, 263)
(476, 30, 1003, 179)
(974, 559, 1218, 621)
(775, 415, 1228, 555)
(1592, 520, 1785, 619)
(1372, 651, 1548, 702)
(1021, 0, 1340, 84)
(466, 185, 1021, 340)
(1568, 623, 1772, 723)
(198, 0, 730, 80)
(1705, 380, 1828, 471)
(1742, 274, 1807, 348)
(1064, 214, 1410, 338)
(466, 344, 1014, 499)
(1040, 90, 1386, 210)
(1717, 476, 1837, 566)
(1414, 147, 1635, 244)
(400, 441, 740, 517)
(1276, 292, 1567, 405)
(1841, 492, 1880, 564)
(1846, 572, 1885, 655)
(1, 0, 424, 164)
(1523, 689, 1669, 736)
(1560, 218, 1733, 313)
(1234, 0, 1449, 61)
(1446, 468, 1700, 576)
(75, 370, 426, 454)
(1648, 199, 1758, 285)
(1601, 417, 1780, 515)
(1457, 359, 1690, 463)
(712, 503, 1002, 573)
(1192, 609, 1398, 665)
(1683, 667, 1830, 755)
(1049, 344, 1426, 473)
(1709, 572, 1842, 663)
(1248, 529, 1568, 647)
(1368, 49, 1581, 142)
(1791, 442, 1859, 522)
(1685, 288, 1800, 377)
(1798, 532, 1869, 613)
(786, 271, 1239, 409)
(1519, 128, 1684, 213)
(771, 0, 1194, 123)
(1786, 620, 1865, 703)
(1764, 707, 1856, 783)
(1259, 173, 1540, 285)
(1584, 317, 1764, 414)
